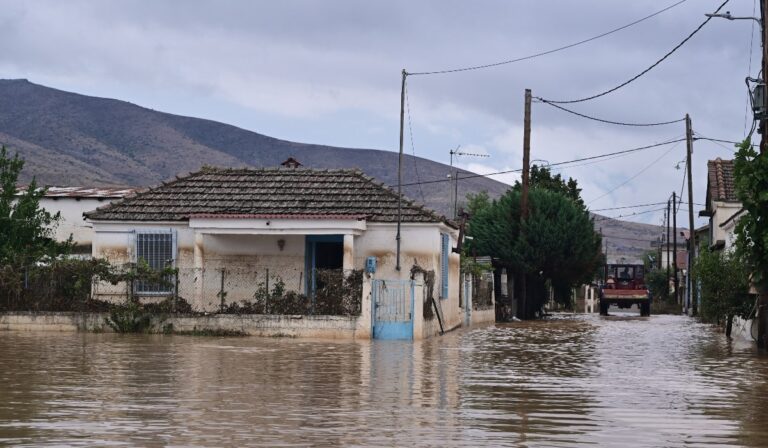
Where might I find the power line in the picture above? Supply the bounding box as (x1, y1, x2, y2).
(587, 139, 684, 204)
(535, 97, 685, 127)
(407, 0, 689, 76)
(542, 0, 730, 104)
(594, 207, 667, 222)
(590, 202, 668, 212)
(602, 233, 659, 243)
(692, 134, 744, 151)
(404, 80, 427, 204)
(398, 137, 685, 187)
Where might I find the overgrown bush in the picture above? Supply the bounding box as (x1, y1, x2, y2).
(646, 268, 670, 303)
(104, 301, 156, 333)
(693, 249, 752, 334)
(314, 269, 362, 315)
(0, 258, 114, 312)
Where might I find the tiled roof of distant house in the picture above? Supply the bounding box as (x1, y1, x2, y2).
(707, 158, 738, 202)
(16, 186, 136, 199)
(85, 166, 454, 226)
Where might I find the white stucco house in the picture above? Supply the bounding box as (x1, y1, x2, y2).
(17, 186, 135, 255)
(84, 160, 478, 339)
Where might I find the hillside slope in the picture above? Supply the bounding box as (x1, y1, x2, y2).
(0, 79, 662, 256)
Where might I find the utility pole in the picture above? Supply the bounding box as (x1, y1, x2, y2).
(758, 0, 768, 348)
(672, 192, 679, 307)
(667, 199, 671, 279)
(520, 88, 532, 320)
(685, 114, 697, 316)
(396, 69, 406, 272)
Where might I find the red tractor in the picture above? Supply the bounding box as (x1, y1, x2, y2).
(599, 264, 651, 317)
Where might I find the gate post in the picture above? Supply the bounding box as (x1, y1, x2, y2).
(412, 272, 425, 340)
(355, 273, 373, 339)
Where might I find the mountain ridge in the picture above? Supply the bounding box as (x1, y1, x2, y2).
(0, 78, 661, 257)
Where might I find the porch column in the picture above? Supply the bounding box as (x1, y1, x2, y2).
(194, 232, 204, 305)
(343, 234, 354, 271)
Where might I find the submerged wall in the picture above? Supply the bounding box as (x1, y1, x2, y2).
(0, 312, 365, 339)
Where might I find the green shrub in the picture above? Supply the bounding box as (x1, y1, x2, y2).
(104, 302, 155, 333)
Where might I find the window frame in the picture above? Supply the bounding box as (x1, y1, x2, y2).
(132, 229, 177, 296)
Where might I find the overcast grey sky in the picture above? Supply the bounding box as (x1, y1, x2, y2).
(0, 0, 758, 228)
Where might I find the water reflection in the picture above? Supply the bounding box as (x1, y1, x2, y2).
(1, 314, 767, 446)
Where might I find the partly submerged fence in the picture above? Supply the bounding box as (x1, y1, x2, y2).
(1, 260, 363, 316)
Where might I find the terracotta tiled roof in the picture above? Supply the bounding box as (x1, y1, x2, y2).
(85, 167, 454, 226)
(707, 158, 738, 202)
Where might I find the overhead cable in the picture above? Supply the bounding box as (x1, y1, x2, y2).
(541, 0, 730, 104)
(407, 0, 689, 76)
(398, 138, 685, 187)
(590, 202, 668, 212)
(535, 97, 685, 126)
(593, 207, 666, 222)
(404, 80, 428, 204)
(587, 139, 684, 204)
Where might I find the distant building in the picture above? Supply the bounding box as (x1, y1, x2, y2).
(16, 186, 136, 255)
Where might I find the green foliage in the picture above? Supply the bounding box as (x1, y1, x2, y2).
(693, 249, 752, 324)
(646, 268, 670, 302)
(0, 258, 115, 311)
(642, 250, 658, 272)
(734, 139, 768, 290)
(513, 164, 585, 209)
(104, 301, 155, 333)
(0, 146, 71, 266)
(467, 186, 601, 313)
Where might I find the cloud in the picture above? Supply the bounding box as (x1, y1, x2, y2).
(0, 0, 750, 226)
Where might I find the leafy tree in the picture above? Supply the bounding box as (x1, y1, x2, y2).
(734, 140, 768, 291)
(513, 164, 584, 209)
(0, 146, 69, 266)
(693, 248, 751, 337)
(466, 187, 601, 316)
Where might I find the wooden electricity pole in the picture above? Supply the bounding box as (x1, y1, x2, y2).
(685, 114, 697, 315)
(667, 199, 671, 279)
(520, 88, 532, 320)
(396, 69, 406, 272)
(672, 192, 679, 306)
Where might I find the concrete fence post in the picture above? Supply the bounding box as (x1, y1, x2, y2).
(412, 271, 425, 340)
(355, 273, 373, 339)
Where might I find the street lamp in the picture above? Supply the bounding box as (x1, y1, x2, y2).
(705, 11, 761, 26)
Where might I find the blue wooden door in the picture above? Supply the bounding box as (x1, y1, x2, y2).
(372, 280, 414, 340)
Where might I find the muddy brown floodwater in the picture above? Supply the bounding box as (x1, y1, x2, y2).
(2, 313, 768, 447)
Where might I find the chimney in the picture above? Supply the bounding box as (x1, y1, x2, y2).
(280, 157, 302, 169)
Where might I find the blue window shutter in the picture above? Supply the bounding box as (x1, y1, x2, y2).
(441, 233, 449, 298)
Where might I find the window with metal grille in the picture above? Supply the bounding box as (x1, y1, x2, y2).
(440, 233, 449, 299)
(134, 230, 176, 295)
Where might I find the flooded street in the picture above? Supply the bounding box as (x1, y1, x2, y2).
(2, 314, 768, 447)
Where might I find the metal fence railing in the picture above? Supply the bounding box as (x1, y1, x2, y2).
(1, 260, 363, 316)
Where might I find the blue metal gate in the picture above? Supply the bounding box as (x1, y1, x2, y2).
(372, 279, 414, 340)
